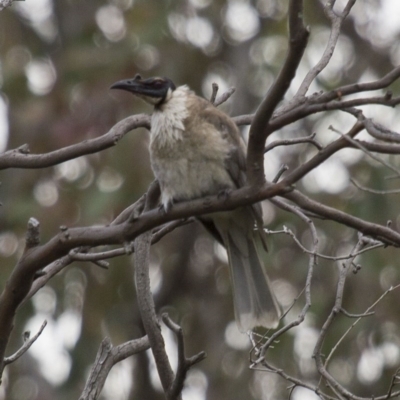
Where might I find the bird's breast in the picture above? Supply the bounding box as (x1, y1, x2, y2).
(150, 107, 235, 208)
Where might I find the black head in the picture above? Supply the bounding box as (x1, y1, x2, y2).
(110, 74, 176, 105)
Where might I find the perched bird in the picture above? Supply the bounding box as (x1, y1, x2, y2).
(111, 74, 281, 331)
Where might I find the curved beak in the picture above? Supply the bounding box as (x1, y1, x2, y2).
(110, 74, 143, 94)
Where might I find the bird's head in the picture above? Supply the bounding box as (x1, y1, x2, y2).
(110, 74, 176, 106)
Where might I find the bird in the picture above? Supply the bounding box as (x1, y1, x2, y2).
(111, 74, 281, 332)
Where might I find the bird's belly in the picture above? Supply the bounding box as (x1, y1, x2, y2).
(151, 155, 234, 208)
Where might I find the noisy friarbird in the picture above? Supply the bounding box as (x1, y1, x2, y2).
(111, 74, 281, 331)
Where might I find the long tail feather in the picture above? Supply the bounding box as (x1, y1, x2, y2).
(226, 230, 280, 331)
(211, 209, 281, 332)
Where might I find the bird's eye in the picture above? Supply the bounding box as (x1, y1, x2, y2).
(152, 80, 164, 88)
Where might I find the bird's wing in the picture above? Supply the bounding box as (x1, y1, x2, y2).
(198, 103, 247, 188)
(199, 102, 269, 251)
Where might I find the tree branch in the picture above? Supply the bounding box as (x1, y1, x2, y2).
(79, 336, 150, 400)
(246, 0, 309, 185)
(311, 239, 397, 400)
(162, 314, 206, 399)
(0, 115, 149, 170)
(233, 65, 400, 132)
(285, 189, 400, 246)
(252, 199, 317, 363)
(0, 179, 289, 374)
(295, 0, 356, 98)
(2, 320, 47, 369)
(134, 231, 177, 397)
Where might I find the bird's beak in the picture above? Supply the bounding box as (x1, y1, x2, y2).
(110, 75, 144, 94)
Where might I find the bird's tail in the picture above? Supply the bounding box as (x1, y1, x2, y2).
(214, 213, 281, 332)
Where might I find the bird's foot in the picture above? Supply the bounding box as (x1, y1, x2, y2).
(159, 199, 173, 214)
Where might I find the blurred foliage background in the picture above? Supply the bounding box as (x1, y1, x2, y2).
(1, 0, 400, 399)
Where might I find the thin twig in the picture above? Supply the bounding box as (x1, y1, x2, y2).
(69, 248, 115, 265)
(210, 83, 218, 104)
(312, 237, 368, 400)
(324, 283, 400, 370)
(330, 125, 400, 178)
(79, 336, 150, 400)
(214, 87, 236, 107)
(316, 65, 400, 104)
(252, 358, 337, 400)
(151, 218, 195, 245)
(252, 198, 318, 364)
(162, 314, 206, 399)
(267, 224, 384, 261)
(295, 0, 356, 98)
(385, 367, 400, 400)
(281, 122, 364, 188)
(264, 133, 323, 153)
(272, 165, 289, 183)
(340, 308, 374, 318)
(3, 320, 47, 367)
(350, 178, 400, 195)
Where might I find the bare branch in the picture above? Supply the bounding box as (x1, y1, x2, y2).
(231, 63, 400, 142)
(210, 83, 218, 104)
(23, 195, 147, 302)
(111, 194, 147, 225)
(251, 358, 337, 400)
(69, 248, 113, 265)
(3, 320, 47, 367)
(347, 139, 400, 155)
(3, 4, 400, 395)
(363, 117, 400, 143)
(386, 367, 400, 400)
(264, 133, 322, 153)
(25, 218, 40, 249)
(251, 199, 318, 367)
(151, 218, 195, 245)
(134, 231, 177, 397)
(162, 314, 206, 399)
(312, 237, 369, 400)
(232, 113, 253, 126)
(214, 87, 236, 107)
(295, 0, 356, 98)
(281, 122, 364, 187)
(329, 125, 400, 177)
(285, 189, 400, 246)
(339, 308, 374, 318)
(2, 155, 400, 378)
(67, 219, 194, 265)
(0, 115, 150, 170)
(247, 0, 309, 185)
(321, 283, 400, 400)
(295, 94, 400, 124)
(351, 178, 400, 195)
(272, 164, 289, 183)
(0, 178, 292, 374)
(317, 65, 400, 104)
(79, 336, 150, 400)
(23, 255, 75, 303)
(267, 224, 384, 261)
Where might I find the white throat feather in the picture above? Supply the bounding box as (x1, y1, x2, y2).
(150, 86, 190, 147)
